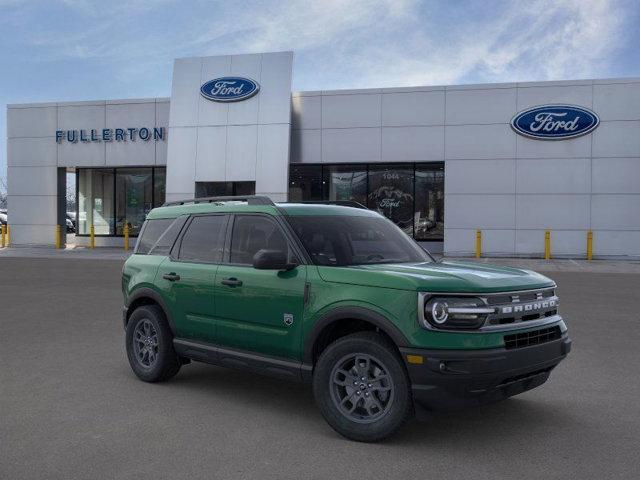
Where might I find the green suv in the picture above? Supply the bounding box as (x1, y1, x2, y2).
(122, 196, 571, 442)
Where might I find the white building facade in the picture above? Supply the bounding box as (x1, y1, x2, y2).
(6, 51, 640, 257)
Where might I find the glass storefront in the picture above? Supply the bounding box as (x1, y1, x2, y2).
(289, 163, 444, 241)
(77, 167, 166, 237)
(195, 181, 256, 198)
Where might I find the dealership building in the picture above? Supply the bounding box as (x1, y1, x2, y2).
(6, 51, 640, 257)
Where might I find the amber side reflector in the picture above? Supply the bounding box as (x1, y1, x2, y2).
(406, 355, 424, 365)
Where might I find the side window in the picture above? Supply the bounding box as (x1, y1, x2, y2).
(136, 218, 173, 254)
(229, 215, 291, 265)
(178, 215, 227, 263)
(149, 215, 188, 256)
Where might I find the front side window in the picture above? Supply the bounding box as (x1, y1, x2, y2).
(229, 216, 290, 265)
(136, 218, 174, 254)
(178, 215, 227, 263)
(288, 215, 431, 266)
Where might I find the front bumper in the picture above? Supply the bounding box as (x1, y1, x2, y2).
(400, 334, 571, 411)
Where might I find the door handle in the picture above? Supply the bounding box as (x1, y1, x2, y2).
(162, 272, 181, 282)
(221, 277, 243, 287)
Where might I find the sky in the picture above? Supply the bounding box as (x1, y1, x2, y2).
(1, 0, 639, 190)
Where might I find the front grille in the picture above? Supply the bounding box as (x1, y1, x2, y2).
(485, 288, 558, 326)
(504, 326, 562, 349)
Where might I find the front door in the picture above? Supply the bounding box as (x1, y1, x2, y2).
(214, 214, 307, 360)
(157, 214, 229, 342)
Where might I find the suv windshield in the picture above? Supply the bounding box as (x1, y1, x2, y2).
(287, 215, 432, 266)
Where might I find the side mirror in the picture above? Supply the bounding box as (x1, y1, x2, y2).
(252, 249, 297, 271)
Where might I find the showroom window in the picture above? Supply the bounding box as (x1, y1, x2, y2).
(288, 163, 444, 241)
(77, 167, 166, 237)
(195, 181, 255, 198)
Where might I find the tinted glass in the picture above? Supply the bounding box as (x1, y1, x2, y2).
(288, 215, 431, 266)
(230, 216, 290, 264)
(153, 169, 166, 207)
(78, 168, 114, 235)
(195, 181, 256, 197)
(149, 215, 188, 256)
(178, 215, 227, 263)
(323, 165, 367, 205)
(136, 218, 173, 254)
(289, 165, 323, 201)
(415, 165, 444, 240)
(115, 168, 153, 236)
(368, 165, 414, 236)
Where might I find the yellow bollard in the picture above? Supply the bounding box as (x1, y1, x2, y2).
(1, 224, 6, 248)
(587, 230, 593, 261)
(475, 229, 481, 258)
(90, 224, 95, 249)
(544, 230, 551, 260)
(124, 223, 129, 251)
(6, 224, 10, 246)
(55, 225, 62, 249)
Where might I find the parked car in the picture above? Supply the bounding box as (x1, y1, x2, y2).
(66, 217, 75, 233)
(121, 196, 571, 442)
(0, 212, 6, 226)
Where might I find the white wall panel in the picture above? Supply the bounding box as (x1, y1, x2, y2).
(322, 128, 380, 163)
(516, 194, 590, 230)
(516, 85, 592, 111)
(516, 134, 591, 159)
(58, 104, 105, 131)
(381, 91, 444, 126)
(592, 121, 640, 157)
(7, 166, 58, 196)
(256, 124, 290, 195)
(445, 229, 515, 255)
(7, 224, 56, 246)
(446, 88, 516, 125)
(516, 158, 590, 194)
(445, 124, 515, 159)
(155, 102, 170, 165)
(258, 51, 294, 125)
(226, 125, 257, 180)
(592, 158, 640, 193)
(7, 194, 57, 225)
(57, 141, 105, 167)
(165, 127, 196, 196)
(445, 194, 515, 229)
(290, 129, 321, 164)
(195, 126, 227, 181)
(592, 231, 640, 256)
(169, 57, 202, 127)
(591, 195, 640, 230)
(7, 137, 57, 167)
(292, 95, 321, 130)
(381, 126, 444, 161)
(515, 230, 586, 256)
(322, 94, 381, 128)
(7, 106, 57, 138)
(198, 55, 231, 126)
(593, 82, 640, 121)
(445, 160, 515, 194)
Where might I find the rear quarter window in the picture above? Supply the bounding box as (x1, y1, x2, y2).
(136, 216, 187, 255)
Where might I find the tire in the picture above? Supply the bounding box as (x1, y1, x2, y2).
(125, 305, 181, 382)
(313, 331, 413, 442)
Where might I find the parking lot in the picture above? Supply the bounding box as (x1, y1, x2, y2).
(1, 256, 639, 480)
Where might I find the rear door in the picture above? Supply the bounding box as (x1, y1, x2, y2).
(213, 214, 307, 360)
(157, 214, 229, 343)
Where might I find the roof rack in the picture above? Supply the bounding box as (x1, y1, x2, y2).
(295, 200, 368, 209)
(162, 195, 275, 207)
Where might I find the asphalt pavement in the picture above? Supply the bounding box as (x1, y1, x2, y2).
(1, 257, 638, 479)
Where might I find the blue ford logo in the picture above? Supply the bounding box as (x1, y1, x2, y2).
(511, 105, 599, 140)
(200, 77, 260, 102)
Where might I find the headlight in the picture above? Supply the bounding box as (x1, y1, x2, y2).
(421, 296, 494, 330)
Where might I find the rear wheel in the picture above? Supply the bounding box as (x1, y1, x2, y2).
(313, 332, 413, 442)
(125, 305, 181, 382)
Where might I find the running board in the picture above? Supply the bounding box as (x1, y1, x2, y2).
(173, 338, 312, 383)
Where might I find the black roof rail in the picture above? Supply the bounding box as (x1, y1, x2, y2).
(162, 195, 275, 207)
(294, 200, 368, 209)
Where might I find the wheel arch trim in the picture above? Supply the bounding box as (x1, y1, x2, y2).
(125, 287, 176, 335)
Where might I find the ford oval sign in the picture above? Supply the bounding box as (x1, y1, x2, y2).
(511, 105, 599, 140)
(200, 77, 260, 102)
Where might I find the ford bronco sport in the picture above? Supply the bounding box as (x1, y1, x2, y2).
(122, 196, 571, 442)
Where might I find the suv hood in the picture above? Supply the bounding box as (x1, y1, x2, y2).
(317, 260, 554, 293)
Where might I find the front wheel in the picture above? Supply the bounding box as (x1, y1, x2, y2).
(125, 305, 181, 382)
(313, 332, 413, 442)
